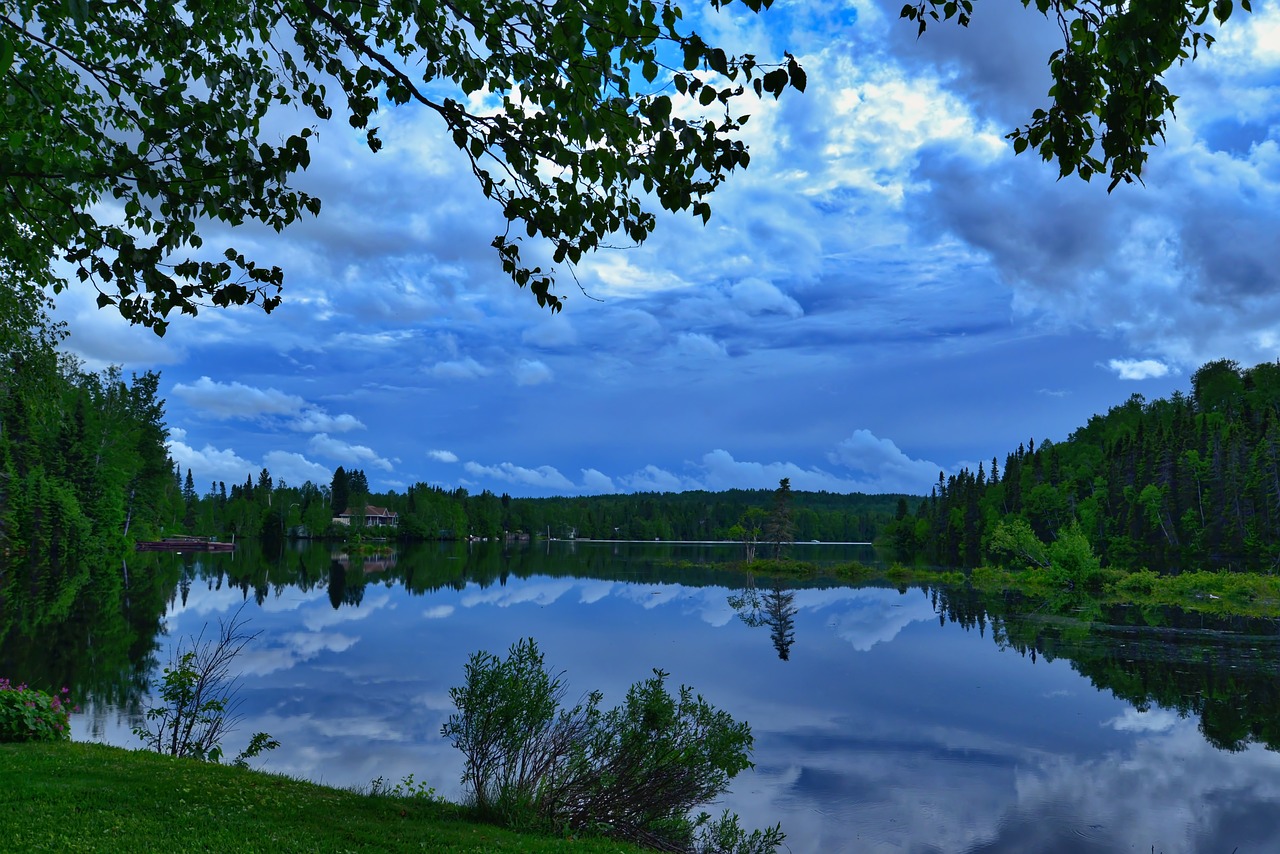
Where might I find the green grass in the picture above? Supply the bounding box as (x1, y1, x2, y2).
(0, 741, 644, 853)
(965, 564, 1280, 617)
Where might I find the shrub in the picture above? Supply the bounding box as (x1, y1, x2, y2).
(441, 638, 784, 852)
(0, 679, 76, 743)
(1112, 568, 1161, 596)
(133, 607, 278, 765)
(1046, 521, 1107, 590)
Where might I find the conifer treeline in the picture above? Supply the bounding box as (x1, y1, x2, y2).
(186, 474, 910, 546)
(889, 359, 1280, 572)
(0, 310, 180, 571)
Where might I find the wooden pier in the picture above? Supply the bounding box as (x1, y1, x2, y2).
(135, 536, 235, 553)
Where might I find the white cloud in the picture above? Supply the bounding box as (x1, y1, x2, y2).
(428, 449, 459, 463)
(235, 631, 359, 677)
(289, 410, 366, 433)
(461, 431, 945, 498)
(828, 430, 944, 493)
(422, 605, 455, 619)
(820, 590, 939, 651)
(673, 332, 728, 359)
(1105, 707, 1180, 734)
(170, 376, 363, 433)
(522, 317, 578, 348)
(172, 376, 305, 419)
(167, 438, 257, 485)
(513, 358, 553, 386)
(460, 580, 577, 608)
(618, 465, 696, 494)
(1107, 358, 1171, 381)
(729, 277, 804, 317)
(262, 450, 334, 486)
(308, 433, 393, 471)
(581, 468, 616, 494)
(463, 460, 576, 490)
(302, 593, 393, 631)
(167, 438, 333, 489)
(431, 357, 490, 380)
(697, 449, 852, 492)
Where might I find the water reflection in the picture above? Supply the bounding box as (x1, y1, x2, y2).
(4, 540, 1280, 853)
(729, 584, 797, 661)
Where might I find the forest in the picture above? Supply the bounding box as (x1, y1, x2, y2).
(0, 307, 179, 577)
(184, 469, 909, 549)
(887, 359, 1280, 573)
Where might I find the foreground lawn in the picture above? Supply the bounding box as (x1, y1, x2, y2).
(0, 742, 642, 853)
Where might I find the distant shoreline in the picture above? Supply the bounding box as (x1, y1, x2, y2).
(556, 538, 874, 546)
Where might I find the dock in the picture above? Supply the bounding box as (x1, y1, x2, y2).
(135, 536, 235, 553)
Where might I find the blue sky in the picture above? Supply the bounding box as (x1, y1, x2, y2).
(54, 0, 1280, 497)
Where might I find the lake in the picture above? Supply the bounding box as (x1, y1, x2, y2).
(7, 540, 1280, 853)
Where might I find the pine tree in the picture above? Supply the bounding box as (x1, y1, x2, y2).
(763, 478, 794, 558)
(331, 467, 350, 516)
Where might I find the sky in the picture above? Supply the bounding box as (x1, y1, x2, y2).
(52, 0, 1280, 498)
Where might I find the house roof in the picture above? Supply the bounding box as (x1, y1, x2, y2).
(339, 505, 398, 517)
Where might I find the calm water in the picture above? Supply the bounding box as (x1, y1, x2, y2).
(10, 540, 1280, 853)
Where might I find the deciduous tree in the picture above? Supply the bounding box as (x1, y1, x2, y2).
(3, 0, 1242, 332)
(1, 0, 803, 332)
(903, 0, 1249, 190)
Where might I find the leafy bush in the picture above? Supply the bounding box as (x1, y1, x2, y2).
(1112, 568, 1161, 596)
(0, 679, 75, 743)
(1046, 522, 1109, 591)
(133, 607, 278, 766)
(441, 638, 783, 852)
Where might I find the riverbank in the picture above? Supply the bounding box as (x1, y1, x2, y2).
(0, 742, 642, 853)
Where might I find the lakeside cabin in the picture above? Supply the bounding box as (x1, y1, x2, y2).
(332, 505, 400, 528)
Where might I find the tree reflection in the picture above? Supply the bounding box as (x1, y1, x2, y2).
(728, 582, 797, 661)
(929, 584, 1280, 753)
(764, 586, 797, 661)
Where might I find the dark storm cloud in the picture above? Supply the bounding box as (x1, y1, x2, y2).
(906, 133, 1280, 366)
(873, 0, 1062, 126)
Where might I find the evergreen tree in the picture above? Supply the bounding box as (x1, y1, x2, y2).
(182, 468, 197, 531)
(331, 467, 350, 516)
(763, 478, 795, 558)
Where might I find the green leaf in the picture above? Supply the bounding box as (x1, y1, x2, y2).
(0, 33, 14, 78)
(787, 55, 806, 93)
(761, 68, 788, 99)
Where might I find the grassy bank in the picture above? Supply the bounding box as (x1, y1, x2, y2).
(728, 556, 1280, 619)
(0, 741, 642, 853)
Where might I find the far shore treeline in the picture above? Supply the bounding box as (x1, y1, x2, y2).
(196, 475, 908, 547)
(6, 288, 1280, 578)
